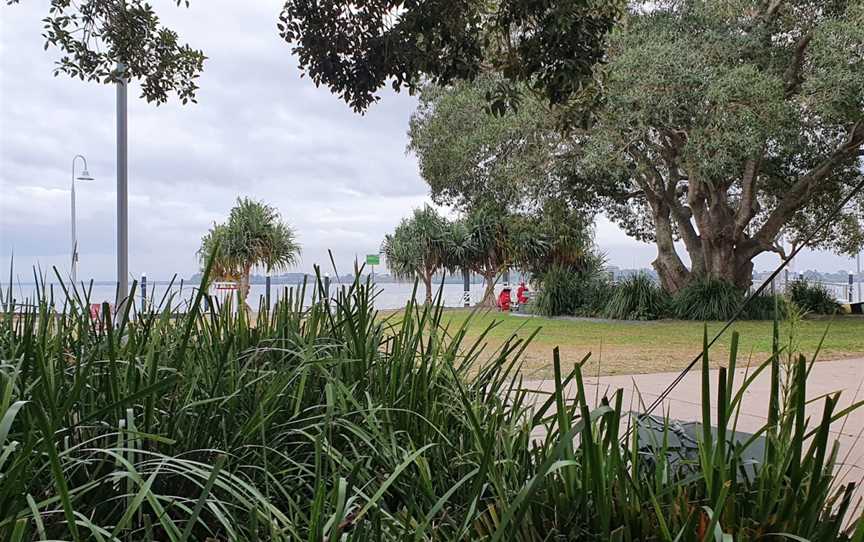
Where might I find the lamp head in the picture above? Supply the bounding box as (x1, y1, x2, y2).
(76, 169, 94, 181)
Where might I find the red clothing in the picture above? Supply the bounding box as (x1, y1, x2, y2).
(498, 289, 511, 311)
(516, 284, 529, 304)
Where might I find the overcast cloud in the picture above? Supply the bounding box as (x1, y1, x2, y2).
(1, 1, 859, 282)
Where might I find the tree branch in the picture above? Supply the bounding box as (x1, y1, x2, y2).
(784, 33, 813, 97)
(735, 153, 763, 236)
(762, 0, 784, 23)
(752, 121, 864, 250)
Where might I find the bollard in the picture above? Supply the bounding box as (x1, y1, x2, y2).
(140, 273, 147, 314)
(265, 274, 271, 311)
(462, 268, 470, 307)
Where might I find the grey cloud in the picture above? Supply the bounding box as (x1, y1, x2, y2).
(1, 0, 429, 280)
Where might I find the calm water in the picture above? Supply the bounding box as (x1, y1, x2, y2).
(6, 281, 504, 311)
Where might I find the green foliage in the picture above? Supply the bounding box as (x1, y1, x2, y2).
(603, 274, 670, 320)
(0, 267, 860, 540)
(510, 200, 594, 277)
(197, 197, 300, 296)
(398, 0, 864, 293)
(672, 278, 745, 321)
(533, 256, 610, 318)
(381, 205, 449, 302)
(532, 265, 578, 317)
(579, 0, 864, 289)
(408, 78, 565, 210)
(279, 1, 621, 112)
(11, 0, 206, 104)
(742, 291, 789, 321)
(671, 279, 792, 321)
(788, 279, 841, 315)
(461, 205, 516, 306)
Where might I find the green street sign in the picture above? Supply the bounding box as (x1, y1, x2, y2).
(366, 254, 380, 266)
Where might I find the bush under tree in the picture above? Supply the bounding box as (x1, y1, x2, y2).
(788, 279, 841, 315)
(604, 274, 670, 320)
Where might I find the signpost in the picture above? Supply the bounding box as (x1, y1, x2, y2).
(366, 254, 380, 284)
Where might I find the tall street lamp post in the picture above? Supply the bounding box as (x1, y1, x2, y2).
(116, 63, 129, 307)
(71, 155, 95, 283)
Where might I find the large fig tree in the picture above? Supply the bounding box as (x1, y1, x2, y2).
(576, 0, 864, 292)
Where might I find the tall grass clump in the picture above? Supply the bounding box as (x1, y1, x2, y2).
(0, 261, 861, 540)
(603, 273, 669, 320)
(533, 264, 611, 317)
(788, 278, 841, 315)
(743, 291, 788, 320)
(673, 278, 743, 321)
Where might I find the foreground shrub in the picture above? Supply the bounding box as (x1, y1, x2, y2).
(672, 278, 744, 321)
(0, 267, 860, 540)
(533, 264, 581, 316)
(672, 278, 788, 321)
(788, 278, 841, 315)
(743, 291, 789, 320)
(533, 263, 611, 317)
(603, 273, 669, 320)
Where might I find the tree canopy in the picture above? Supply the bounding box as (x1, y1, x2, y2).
(408, 78, 568, 211)
(12, 0, 205, 104)
(279, 0, 622, 112)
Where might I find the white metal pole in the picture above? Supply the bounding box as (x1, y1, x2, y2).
(857, 251, 861, 303)
(70, 154, 88, 283)
(71, 173, 77, 283)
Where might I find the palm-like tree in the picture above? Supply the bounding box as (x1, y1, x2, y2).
(464, 205, 514, 306)
(382, 205, 448, 304)
(511, 200, 593, 275)
(197, 198, 301, 299)
(442, 219, 477, 305)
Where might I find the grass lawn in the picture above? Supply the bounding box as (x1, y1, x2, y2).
(430, 309, 864, 379)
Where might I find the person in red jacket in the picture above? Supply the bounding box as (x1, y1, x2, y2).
(498, 287, 511, 311)
(516, 282, 529, 305)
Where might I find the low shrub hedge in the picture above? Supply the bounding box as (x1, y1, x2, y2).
(788, 278, 840, 315)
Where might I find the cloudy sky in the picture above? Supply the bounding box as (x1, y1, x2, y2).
(0, 1, 859, 282)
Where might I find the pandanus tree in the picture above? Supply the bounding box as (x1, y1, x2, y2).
(197, 198, 301, 299)
(463, 205, 514, 306)
(515, 200, 594, 275)
(381, 205, 449, 304)
(441, 218, 478, 306)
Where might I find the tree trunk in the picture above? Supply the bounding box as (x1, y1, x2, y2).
(479, 271, 497, 307)
(239, 268, 252, 301)
(651, 204, 691, 294)
(422, 272, 433, 305)
(732, 256, 755, 291)
(236, 267, 253, 315)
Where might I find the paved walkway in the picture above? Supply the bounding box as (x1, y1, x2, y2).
(524, 357, 864, 502)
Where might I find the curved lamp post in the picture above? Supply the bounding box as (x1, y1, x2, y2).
(71, 155, 95, 283)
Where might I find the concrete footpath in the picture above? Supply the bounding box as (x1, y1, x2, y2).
(524, 357, 864, 501)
